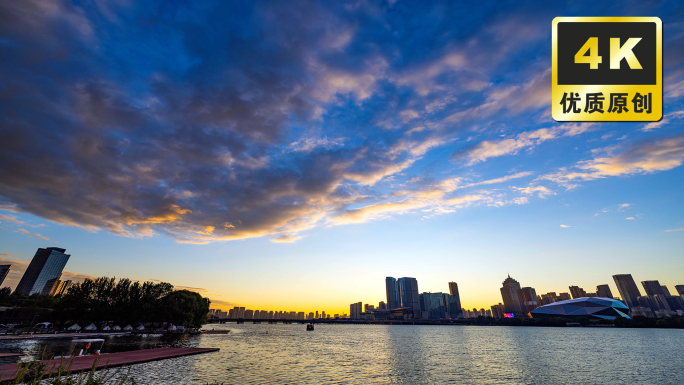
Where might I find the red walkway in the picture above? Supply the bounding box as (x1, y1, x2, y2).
(0, 347, 219, 382)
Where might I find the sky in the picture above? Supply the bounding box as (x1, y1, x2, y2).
(0, 1, 683, 316)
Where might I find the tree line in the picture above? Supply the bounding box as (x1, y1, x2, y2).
(0, 277, 210, 328)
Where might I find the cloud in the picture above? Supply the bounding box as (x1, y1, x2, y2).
(626, 217, 635, 220)
(560, 224, 570, 228)
(207, 298, 239, 310)
(0, 253, 16, 257)
(17, 229, 49, 240)
(540, 135, 684, 188)
(0, 1, 680, 246)
(641, 111, 684, 132)
(271, 234, 304, 243)
(0, 214, 24, 225)
(618, 203, 631, 211)
(665, 228, 684, 232)
(512, 185, 555, 198)
(452, 123, 594, 165)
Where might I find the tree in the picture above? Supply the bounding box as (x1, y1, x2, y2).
(160, 290, 210, 328)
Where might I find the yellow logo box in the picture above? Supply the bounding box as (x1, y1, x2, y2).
(552, 17, 662, 122)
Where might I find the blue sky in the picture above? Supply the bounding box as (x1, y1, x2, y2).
(0, 1, 683, 314)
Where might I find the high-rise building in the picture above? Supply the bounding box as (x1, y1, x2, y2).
(385, 277, 400, 309)
(0, 265, 10, 287)
(558, 292, 571, 301)
(447, 282, 462, 318)
(520, 287, 539, 312)
(420, 292, 446, 320)
(596, 284, 613, 298)
(378, 301, 387, 310)
(661, 285, 672, 296)
(350, 302, 362, 319)
(641, 280, 666, 296)
(41, 277, 61, 296)
(500, 275, 525, 316)
(491, 303, 504, 318)
(15, 247, 71, 295)
(53, 280, 72, 296)
(675, 285, 684, 296)
(398, 277, 421, 316)
(569, 286, 587, 299)
(613, 274, 642, 308)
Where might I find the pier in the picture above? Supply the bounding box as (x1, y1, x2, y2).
(0, 347, 219, 382)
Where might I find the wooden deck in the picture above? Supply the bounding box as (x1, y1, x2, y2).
(0, 354, 23, 358)
(0, 347, 219, 382)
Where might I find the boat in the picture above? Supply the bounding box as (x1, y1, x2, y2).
(54, 339, 105, 359)
(306, 323, 314, 331)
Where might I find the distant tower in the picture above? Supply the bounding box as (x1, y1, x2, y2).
(612, 274, 642, 308)
(398, 277, 421, 316)
(641, 280, 666, 296)
(0, 265, 11, 287)
(447, 282, 462, 318)
(596, 284, 613, 298)
(385, 277, 400, 309)
(500, 275, 525, 316)
(675, 285, 684, 296)
(660, 285, 672, 296)
(15, 247, 70, 295)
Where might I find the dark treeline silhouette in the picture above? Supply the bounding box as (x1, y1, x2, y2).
(0, 277, 210, 328)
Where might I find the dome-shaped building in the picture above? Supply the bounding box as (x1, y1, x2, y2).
(529, 297, 630, 320)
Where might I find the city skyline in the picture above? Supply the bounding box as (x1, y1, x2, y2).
(0, 1, 683, 316)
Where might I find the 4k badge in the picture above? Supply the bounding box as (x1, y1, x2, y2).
(552, 17, 662, 122)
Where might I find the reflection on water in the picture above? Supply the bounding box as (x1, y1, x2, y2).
(0, 324, 682, 384)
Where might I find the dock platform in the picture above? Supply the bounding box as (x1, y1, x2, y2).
(0, 347, 219, 382)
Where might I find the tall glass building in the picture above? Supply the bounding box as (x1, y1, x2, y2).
(15, 247, 71, 295)
(385, 277, 400, 309)
(420, 292, 446, 320)
(398, 277, 421, 316)
(596, 284, 613, 298)
(612, 274, 642, 308)
(641, 280, 666, 296)
(447, 282, 462, 318)
(0, 265, 11, 287)
(500, 275, 525, 316)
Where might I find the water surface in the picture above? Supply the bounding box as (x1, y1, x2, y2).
(0, 324, 682, 384)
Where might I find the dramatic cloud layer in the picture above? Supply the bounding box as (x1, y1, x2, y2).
(1, 1, 683, 244)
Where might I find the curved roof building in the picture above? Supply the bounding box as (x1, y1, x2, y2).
(530, 297, 630, 320)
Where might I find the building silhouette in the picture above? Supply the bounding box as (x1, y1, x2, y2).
(350, 302, 362, 319)
(675, 285, 684, 296)
(661, 285, 672, 296)
(446, 282, 462, 318)
(500, 275, 525, 316)
(15, 247, 70, 295)
(0, 265, 10, 287)
(641, 280, 666, 296)
(569, 285, 588, 299)
(596, 284, 613, 298)
(612, 274, 642, 308)
(385, 277, 400, 309)
(420, 292, 446, 319)
(398, 277, 421, 316)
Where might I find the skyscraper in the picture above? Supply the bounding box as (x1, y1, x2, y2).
(641, 280, 666, 296)
(521, 287, 539, 312)
(569, 285, 587, 299)
(446, 282, 462, 318)
(0, 265, 10, 287)
(596, 284, 613, 298)
(675, 285, 684, 296)
(613, 274, 642, 308)
(15, 247, 71, 295)
(398, 277, 421, 316)
(661, 285, 672, 296)
(500, 275, 525, 316)
(385, 277, 400, 309)
(420, 292, 446, 320)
